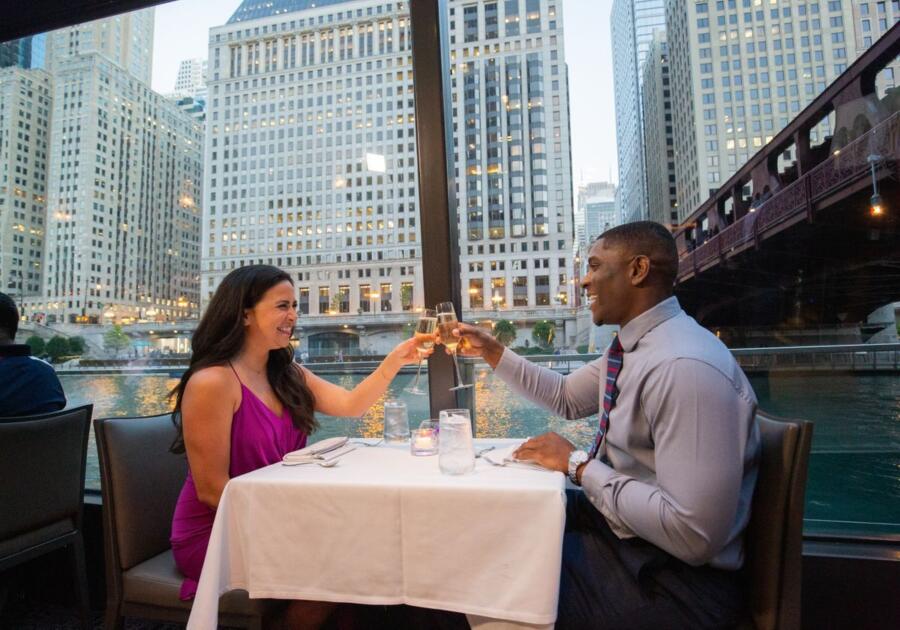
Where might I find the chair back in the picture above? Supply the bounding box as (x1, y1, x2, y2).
(0, 405, 92, 542)
(94, 414, 188, 574)
(743, 412, 813, 630)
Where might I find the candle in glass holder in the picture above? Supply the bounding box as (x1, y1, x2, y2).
(410, 424, 438, 456)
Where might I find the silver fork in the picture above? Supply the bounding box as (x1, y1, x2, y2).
(475, 445, 496, 458)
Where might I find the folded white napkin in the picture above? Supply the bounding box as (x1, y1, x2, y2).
(482, 443, 549, 471)
(283, 436, 353, 465)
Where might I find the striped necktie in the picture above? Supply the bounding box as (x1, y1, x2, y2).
(589, 335, 624, 460)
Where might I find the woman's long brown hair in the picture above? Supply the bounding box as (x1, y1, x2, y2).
(169, 265, 317, 453)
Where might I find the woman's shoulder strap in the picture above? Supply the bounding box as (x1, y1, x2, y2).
(227, 361, 244, 386)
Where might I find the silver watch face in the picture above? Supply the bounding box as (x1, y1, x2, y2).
(568, 450, 589, 482)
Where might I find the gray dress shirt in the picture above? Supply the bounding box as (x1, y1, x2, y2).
(494, 296, 760, 570)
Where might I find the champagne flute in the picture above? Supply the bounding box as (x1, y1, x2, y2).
(436, 301, 473, 391)
(404, 309, 437, 395)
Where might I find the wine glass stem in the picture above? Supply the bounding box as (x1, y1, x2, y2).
(451, 351, 465, 386)
(411, 358, 423, 388)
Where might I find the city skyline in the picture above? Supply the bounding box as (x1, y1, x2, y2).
(150, 0, 618, 190)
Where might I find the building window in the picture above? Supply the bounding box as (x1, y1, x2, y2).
(401, 281, 413, 311)
(318, 287, 330, 314)
(299, 287, 309, 315)
(380, 282, 392, 312)
(513, 276, 528, 306)
(359, 284, 371, 312)
(469, 278, 484, 308)
(526, 0, 541, 33)
(338, 285, 350, 313)
(535, 275, 550, 305)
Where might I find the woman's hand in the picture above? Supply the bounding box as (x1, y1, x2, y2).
(385, 335, 434, 369)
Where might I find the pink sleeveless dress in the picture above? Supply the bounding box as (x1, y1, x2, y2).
(170, 367, 308, 599)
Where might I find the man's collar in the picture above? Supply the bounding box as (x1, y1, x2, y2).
(0, 344, 31, 357)
(617, 296, 681, 353)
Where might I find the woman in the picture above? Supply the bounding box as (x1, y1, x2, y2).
(169, 265, 427, 629)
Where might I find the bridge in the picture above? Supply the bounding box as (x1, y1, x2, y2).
(673, 23, 900, 344)
(19, 305, 583, 358)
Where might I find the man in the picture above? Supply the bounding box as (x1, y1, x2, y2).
(0, 292, 66, 417)
(455, 222, 760, 629)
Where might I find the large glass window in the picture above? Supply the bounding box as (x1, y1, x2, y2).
(7, 0, 898, 550)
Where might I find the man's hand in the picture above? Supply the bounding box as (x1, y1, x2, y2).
(513, 432, 575, 475)
(441, 322, 505, 368)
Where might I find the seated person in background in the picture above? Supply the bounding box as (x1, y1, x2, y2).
(0, 292, 66, 417)
(454, 222, 760, 629)
(169, 264, 429, 630)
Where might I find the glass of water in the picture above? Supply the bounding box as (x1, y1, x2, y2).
(438, 408, 475, 475)
(383, 399, 409, 443)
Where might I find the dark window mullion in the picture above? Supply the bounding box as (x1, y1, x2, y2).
(410, 0, 464, 415)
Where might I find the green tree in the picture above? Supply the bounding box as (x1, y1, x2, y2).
(45, 336, 70, 362)
(531, 320, 556, 349)
(104, 325, 131, 357)
(492, 319, 517, 347)
(25, 335, 45, 356)
(68, 336, 86, 355)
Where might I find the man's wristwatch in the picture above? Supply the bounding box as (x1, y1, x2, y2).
(567, 450, 590, 485)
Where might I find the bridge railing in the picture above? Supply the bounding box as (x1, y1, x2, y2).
(730, 342, 900, 372)
(678, 111, 900, 280)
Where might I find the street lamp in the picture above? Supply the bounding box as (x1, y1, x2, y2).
(868, 154, 885, 217)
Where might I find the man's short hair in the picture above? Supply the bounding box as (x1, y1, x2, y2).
(595, 221, 678, 288)
(0, 292, 19, 340)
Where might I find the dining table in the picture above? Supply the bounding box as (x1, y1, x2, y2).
(186, 438, 568, 629)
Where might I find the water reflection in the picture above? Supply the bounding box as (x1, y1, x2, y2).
(58, 370, 899, 537)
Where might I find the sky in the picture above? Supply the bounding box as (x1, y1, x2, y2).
(151, 0, 618, 188)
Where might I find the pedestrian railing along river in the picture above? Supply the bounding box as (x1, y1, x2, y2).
(55, 342, 900, 377)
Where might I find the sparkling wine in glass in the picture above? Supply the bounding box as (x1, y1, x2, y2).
(405, 309, 437, 395)
(436, 302, 472, 391)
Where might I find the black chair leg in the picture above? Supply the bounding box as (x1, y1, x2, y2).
(69, 533, 91, 629)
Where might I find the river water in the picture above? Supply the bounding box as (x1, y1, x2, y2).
(60, 368, 899, 538)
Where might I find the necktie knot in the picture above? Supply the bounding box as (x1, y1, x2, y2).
(610, 334, 623, 357)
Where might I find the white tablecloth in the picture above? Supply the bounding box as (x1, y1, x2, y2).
(186, 439, 567, 629)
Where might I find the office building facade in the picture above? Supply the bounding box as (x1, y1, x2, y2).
(664, 0, 879, 221)
(611, 0, 666, 224)
(452, 0, 575, 314)
(34, 51, 203, 323)
(641, 31, 678, 227)
(173, 57, 209, 98)
(0, 35, 48, 70)
(203, 0, 575, 335)
(47, 9, 155, 85)
(0, 67, 53, 301)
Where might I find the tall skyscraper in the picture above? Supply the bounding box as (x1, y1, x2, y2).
(611, 0, 666, 225)
(575, 181, 616, 248)
(0, 67, 52, 301)
(36, 53, 203, 324)
(641, 31, 677, 227)
(453, 0, 575, 314)
(47, 9, 155, 85)
(17, 11, 203, 324)
(0, 35, 48, 70)
(173, 57, 209, 98)
(584, 197, 618, 243)
(664, 0, 882, 221)
(203, 0, 575, 345)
